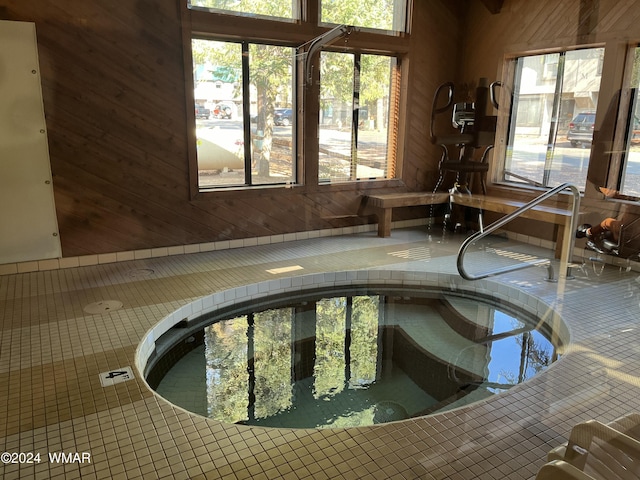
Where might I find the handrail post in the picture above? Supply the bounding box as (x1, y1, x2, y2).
(559, 184, 580, 281)
(457, 183, 580, 280)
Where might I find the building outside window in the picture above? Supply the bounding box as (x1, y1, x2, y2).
(616, 45, 640, 198)
(503, 47, 604, 191)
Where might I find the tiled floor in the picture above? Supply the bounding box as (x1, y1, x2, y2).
(2, 227, 640, 479)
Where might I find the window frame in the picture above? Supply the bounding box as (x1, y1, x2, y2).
(191, 38, 298, 189)
(495, 41, 640, 206)
(319, 0, 410, 35)
(317, 50, 398, 184)
(181, 1, 411, 199)
(494, 45, 607, 194)
(608, 43, 640, 200)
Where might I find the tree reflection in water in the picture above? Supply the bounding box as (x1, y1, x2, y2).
(155, 290, 557, 429)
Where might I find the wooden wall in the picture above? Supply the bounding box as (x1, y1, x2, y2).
(6, 0, 640, 259)
(0, 1, 462, 258)
(460, 0, 640, 175)
(459, 0, 640, 89)
(460, 0, 640, 234)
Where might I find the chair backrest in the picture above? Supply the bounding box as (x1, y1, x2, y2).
(564, 418, 640, 480)
(618, 216, 640, 259)
(580, 435, 640, 479)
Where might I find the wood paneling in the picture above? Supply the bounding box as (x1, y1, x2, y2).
(403, 1, 463, 192)
(461, 0, 640, 238)
(1, 0, 464, 258)
(3, 0, 640, 259)
(461, 0, 640, 80)
(6, 0, 640, 259)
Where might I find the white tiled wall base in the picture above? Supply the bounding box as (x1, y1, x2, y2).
(4, 219, 636, 276)
(0, 222, 395, 276)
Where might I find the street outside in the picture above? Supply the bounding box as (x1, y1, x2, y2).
(195, 116, 640, 198)
(196, 116, 389, 187)
(507, 137, 640, 196)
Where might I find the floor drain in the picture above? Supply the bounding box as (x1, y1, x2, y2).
(373, 401, 408, 423)
(83, 300, 123, 314)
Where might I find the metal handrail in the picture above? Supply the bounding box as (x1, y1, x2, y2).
(457, 183, 581, 280)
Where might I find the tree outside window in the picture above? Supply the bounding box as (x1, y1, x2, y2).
(186, 0, 408, 190)
(192, 39, 295, 188)
(189, 0, 296, 20)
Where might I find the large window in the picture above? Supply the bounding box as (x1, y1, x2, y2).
(193, 39, 295, 188)
(618, 46, 640, 198)
(503, 47, 604, 191)
(185, 0, 408, 192)
(320, 0, 408, 33)
(319, 52, 395, 183)
(188, 0, 297, 21)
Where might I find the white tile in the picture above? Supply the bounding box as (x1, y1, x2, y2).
(151, 247, 169, 258)
(78, 255, 99, 266)
(116, 251, 136, 262)
(167, 246, 185, 256)
(134, 249, 153, 260)
(0, 263, 18, 275)
(98, 253, 118, 264)
(38, 258, 59, 271)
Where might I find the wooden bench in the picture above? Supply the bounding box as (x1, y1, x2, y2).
(365, 192, 450, 237)
(365, 192, 574, 256)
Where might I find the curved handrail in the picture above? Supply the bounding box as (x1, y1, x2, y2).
(301, 25, 355, 85)
(457, 183, 581, 280)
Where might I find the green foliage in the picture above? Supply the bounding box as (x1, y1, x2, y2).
(192, 39, 241, 71)
(314, 297, 347, 398)
(193, 38, 392, 120)
(320, 52, 354, 107)
(632, 46, 640, 88)
(349, 296, 379, 387)
(321, 0, 398, 30)
(191, 0, 293, 18)
(360, 55, 392, 105)
(204, 317, 249, 423)
(254, 309, 293, 418)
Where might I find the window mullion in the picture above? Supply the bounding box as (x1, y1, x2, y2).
(542, 53, 566, 187)
(504, 58, 523, 182)
(351, 53, 361, 180)
(241, 41, 253, 186)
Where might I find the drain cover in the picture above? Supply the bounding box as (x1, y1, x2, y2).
(373, 401, 408, 423)
(83, 300, 123, 314)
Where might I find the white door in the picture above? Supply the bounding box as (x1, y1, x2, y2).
(0, 20, 61, 264)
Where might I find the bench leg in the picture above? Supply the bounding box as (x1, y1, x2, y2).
(376, 208, 392, 237)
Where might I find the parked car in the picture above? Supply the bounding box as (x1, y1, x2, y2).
(630, 116, 640, 144)
(213, 102, 235, 119)
(274, 108, 293, 126)
(195, 104, 210, 119)
(567, 112, 595, 147)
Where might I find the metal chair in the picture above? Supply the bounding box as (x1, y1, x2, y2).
(583, 217, 640, 275)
